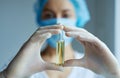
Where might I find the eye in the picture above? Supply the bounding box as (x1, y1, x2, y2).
(42, 11, 55, 20)
(62, 13, 71, 18)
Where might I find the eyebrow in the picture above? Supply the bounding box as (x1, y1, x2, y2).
(43, 8, 71, 13)
(62, 9, 71, 13)
(43, 8, 54, 13)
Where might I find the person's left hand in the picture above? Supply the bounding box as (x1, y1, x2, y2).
(63, 26, 120, 78)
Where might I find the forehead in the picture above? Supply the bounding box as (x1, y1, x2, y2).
(43, 0, 75, 11)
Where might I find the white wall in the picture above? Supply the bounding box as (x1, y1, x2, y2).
(0, 0, 36, 69)
(115, 0, 120, 63)
(95, 0, 115, 53)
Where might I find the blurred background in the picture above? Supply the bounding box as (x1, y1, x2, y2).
(0, 0, 120, 70)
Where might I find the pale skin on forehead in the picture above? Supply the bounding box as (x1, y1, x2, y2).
(42, 0, 76, 19)
(44, 0, 74, 11)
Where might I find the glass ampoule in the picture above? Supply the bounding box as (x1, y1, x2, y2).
(56, 30, 65, 66)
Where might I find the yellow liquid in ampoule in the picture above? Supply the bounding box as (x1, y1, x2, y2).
(56, 40, 64, 66)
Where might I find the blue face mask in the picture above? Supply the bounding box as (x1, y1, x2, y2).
(39, 18, 77, 48)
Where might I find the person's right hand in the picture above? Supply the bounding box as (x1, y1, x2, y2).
(3, 25, 63, 78)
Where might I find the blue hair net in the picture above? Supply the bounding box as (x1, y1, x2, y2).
(34, 0, 90, 27)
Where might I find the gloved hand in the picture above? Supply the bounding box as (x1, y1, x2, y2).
(63, 26, 120, 78)
(4, 25, 63, 78)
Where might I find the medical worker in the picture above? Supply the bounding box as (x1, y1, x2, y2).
(0, 0, 120, 78)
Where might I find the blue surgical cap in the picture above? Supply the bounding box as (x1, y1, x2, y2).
(34, 0, 90, 27)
